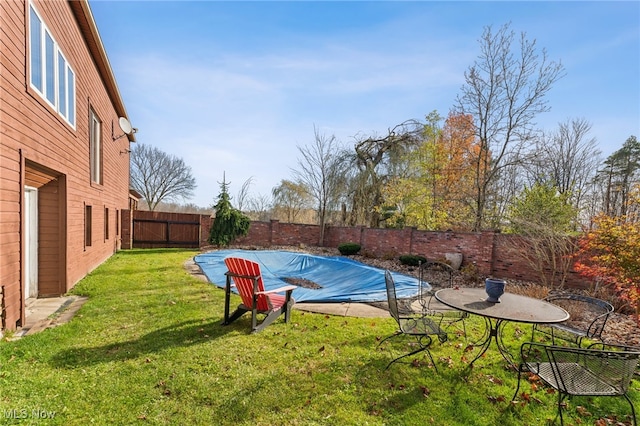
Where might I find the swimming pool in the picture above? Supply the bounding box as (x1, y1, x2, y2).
(194, 250, 424, 303)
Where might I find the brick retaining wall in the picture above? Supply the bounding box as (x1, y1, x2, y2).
(121, 210, 590, 289)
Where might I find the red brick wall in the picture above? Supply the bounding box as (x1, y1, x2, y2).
(5, 196, 592, 330)
(168, 213, 591, 289)
(323, 225, 363, 249)
(491, 234, 586, 288)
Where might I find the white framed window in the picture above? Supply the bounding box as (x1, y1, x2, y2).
(29, 3, 76, 128)
(90, 109, 102, 184)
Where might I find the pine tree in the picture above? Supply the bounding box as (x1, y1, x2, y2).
(208, 176, 250, 247)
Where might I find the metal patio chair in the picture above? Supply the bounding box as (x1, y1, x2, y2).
(222, 257, 297, 333)
(589, 341, 640, 376)
(378, 270, 447, 370)
(417, 260, 468, 339)
(513, 342, 639, 425)
(532, 293, 614, 347)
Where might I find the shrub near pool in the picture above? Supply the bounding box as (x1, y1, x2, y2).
(338, 242, 361, 255)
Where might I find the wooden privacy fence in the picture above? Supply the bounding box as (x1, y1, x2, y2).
(128, 211, 205, 248)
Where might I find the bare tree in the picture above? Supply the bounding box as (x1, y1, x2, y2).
(130, 143, 196, 211)
(246, 193, 272, 222)
(350, 119, 423, 227)
(292, 126, 347, 245)
(506, 234, 578, 289)
(525, 118, 601, 227)
(505, 182, 579, 288)
(455, 23, 565, 231)
(272, 179, 312, 223)
(489, 154, 527, 230)
(236, 176, 254, 212)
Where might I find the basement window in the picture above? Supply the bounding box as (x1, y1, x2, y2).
(85, 205, 92, 248)
(104, 207, 109, 241)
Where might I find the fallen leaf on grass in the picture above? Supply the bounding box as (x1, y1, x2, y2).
(486, 375, 503, 385)
(576, 406, 592, 417)
(527, 373, 541, 383)
(420, 386, 430, 397)
(411, 358, 431, 368)
(439, 356, 454, 367)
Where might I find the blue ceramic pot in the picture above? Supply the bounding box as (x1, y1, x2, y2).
(485, 278, 506, 303)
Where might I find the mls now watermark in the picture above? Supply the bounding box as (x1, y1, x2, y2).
(4, 408, 56, 419)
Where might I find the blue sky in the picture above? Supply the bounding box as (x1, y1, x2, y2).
(89, 1, 640, 209)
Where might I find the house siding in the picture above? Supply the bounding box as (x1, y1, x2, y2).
(0, 0, 133, 330)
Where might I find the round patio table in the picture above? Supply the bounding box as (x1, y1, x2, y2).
(435, 287, 569, 368)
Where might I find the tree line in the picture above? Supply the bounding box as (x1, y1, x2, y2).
(264, 24, 639, 238)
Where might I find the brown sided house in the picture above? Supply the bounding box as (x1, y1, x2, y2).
(0, 0, 135, 332)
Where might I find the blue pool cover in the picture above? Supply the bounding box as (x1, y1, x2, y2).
(193, 250, 425, 303)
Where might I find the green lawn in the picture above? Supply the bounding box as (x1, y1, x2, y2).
(1, 249, 637, 425)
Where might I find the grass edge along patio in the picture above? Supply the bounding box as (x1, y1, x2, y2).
(1, 249, 638, 425)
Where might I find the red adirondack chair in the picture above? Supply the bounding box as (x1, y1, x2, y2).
(222, 257, 297, 333)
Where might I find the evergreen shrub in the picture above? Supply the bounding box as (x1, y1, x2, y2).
(398, 254, 427, 266)
(338, 242, 361, 256)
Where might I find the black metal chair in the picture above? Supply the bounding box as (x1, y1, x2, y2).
(589, 341, 640, 376)
(532, 293, 614, 347)
(513, 342, 639, 425)
(417, 260, 468, 339)
(378, 270, 447, 370)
